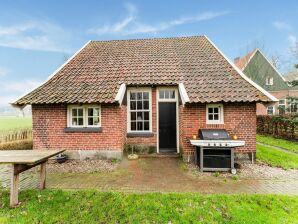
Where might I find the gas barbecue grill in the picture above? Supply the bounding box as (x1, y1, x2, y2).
(190, 129, 245, 173)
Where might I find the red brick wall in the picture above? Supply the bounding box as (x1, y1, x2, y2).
(32, 96, 257, 156)
(32, 104, 126, 150)
(179, 103, 256, 156)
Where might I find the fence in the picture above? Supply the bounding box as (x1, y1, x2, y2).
(0, 129, 32, 144)
(257, 115, 298, 140)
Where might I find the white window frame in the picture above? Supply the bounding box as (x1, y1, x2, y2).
(206, 104, 224, 124)
(127, 88, 152, 133)
(265, 77, 273, 86)
(67, 105, 101, 128)
(267, 106, 274, 115)
(158, 89, 177, 102)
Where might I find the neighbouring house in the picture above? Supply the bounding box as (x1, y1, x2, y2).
(235, 49, 298, 115)
(13, 36, 276, 162)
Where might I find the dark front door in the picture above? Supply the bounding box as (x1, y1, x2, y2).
(159, 102, 177, 153)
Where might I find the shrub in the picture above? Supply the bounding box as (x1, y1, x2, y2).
(257, 115, 298, 140)
(0, 139, 33, 150)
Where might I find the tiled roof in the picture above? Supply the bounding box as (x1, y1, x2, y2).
(234, 49, 256, 71)
(14, 36, 272, 105)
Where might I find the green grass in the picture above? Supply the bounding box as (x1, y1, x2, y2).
(257, 144, 298, 169)
(0, 117, 32, 132)
(257, 134, 298, 153)
(0, 190, 297, 223)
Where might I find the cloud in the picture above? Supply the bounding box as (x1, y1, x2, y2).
(88, 3, 229, 35)
(0, 79, 42, 106)
(273, 21, 292, 31)
(0, 21, 73, 53)
(0, 66, 10, 77)
(288, 35, 297, 46)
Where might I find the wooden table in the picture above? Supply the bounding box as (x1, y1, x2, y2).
(0, 150, 64, 207)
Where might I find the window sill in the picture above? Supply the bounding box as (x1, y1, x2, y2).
(64, 127, 102, 133)
(127, 132, 154, 138)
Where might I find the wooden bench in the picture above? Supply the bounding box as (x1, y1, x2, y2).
(0, 150, 64, 207)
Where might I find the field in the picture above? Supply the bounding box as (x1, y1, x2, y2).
(0, 190, 297, 223)
(0, 117, 32, 132)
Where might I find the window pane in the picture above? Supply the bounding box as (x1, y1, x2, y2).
(208, 114, 213, 120)
(88, 108, 93, 116)
(208, 108, 213, 114)
(144, 112, 149, 120)
(72, 109, 77, 116)
(137, 92, 142, 100)
(143, 92, 149, 100)
(143, 100, 149, 110)
(93, 117, 99, 125)
(131, 112, 136, 121)
(130, 92, 136, 100)
(94, 108, 99, 116)
(137, 112, 143, 120)
(137, 122, 143, 130)
(88, 117, 93, 126)
(78, 108, 83, 116)
(131, 122, 136, 131)
(214, 114, 219, 120)
(130, 101, 136, 110)
(213, 107, 219, 114)
(137, 101, 142, 110)
(159, 90, 164, 99)
(165, 90, 169, 99)
(144, 121, 149, 130)
(170, 91, 175, 99)
(78, 118, 84, 126)
(72, 118, 77, 126)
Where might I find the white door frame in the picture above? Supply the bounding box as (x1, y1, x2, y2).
(156, 87, 179, 154)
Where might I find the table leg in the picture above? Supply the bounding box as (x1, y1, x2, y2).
(10, 164, 19, 207)
(40, 162, 46, 189)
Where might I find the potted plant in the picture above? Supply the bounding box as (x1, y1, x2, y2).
(55, 153, 68, 164)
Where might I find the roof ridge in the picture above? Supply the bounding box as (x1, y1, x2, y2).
(90, 35, 205, 43)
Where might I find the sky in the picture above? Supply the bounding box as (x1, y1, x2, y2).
(0, 0, 297, 107)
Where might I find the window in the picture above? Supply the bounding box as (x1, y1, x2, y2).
(265, 77, 273, 85)
(68, 105, 101, 127)
(267, 106, 274, 115)
(290, 99, 298, 113)
(206, 104, 224, 124)
(128, 89, 151, 132)
(278, 99, 286, 115)
(159, 90, 175, 100)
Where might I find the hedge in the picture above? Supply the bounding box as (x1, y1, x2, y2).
(257, 115, 298, 140)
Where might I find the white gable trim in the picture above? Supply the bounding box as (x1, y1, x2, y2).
(12, 40, 92, 107)
(205, 36, 278, 102)
(114, 83, 126, 105)
(178, 83, 190, 105)
(239, 49, 258, 71)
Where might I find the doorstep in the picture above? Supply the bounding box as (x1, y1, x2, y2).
(139, 153, 180, 158)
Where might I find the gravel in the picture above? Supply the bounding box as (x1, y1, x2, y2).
(47, 159, 118, 173)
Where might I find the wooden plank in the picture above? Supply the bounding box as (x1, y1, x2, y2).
(40, 162, 46, 189)
(10, 164, 19, 207)
(0, 150, 64, 164)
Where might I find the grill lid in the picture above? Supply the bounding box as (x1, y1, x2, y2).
(199, 129, 231, 140)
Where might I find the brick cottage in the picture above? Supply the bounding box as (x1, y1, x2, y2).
(14, 36, 276, 162)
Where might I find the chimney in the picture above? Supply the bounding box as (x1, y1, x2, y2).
(234, 57, 240, 63)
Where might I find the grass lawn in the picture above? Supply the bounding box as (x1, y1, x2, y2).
(0, 117, 32, 132)
(0, 190, 297, 223)
(257, 134, 298, 153)
(256, 143, 298, 169)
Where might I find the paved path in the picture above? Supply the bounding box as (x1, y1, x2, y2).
(46, 158, 298, 195)
(1, 158, 298, 195)
(257, 142, 298, 156)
